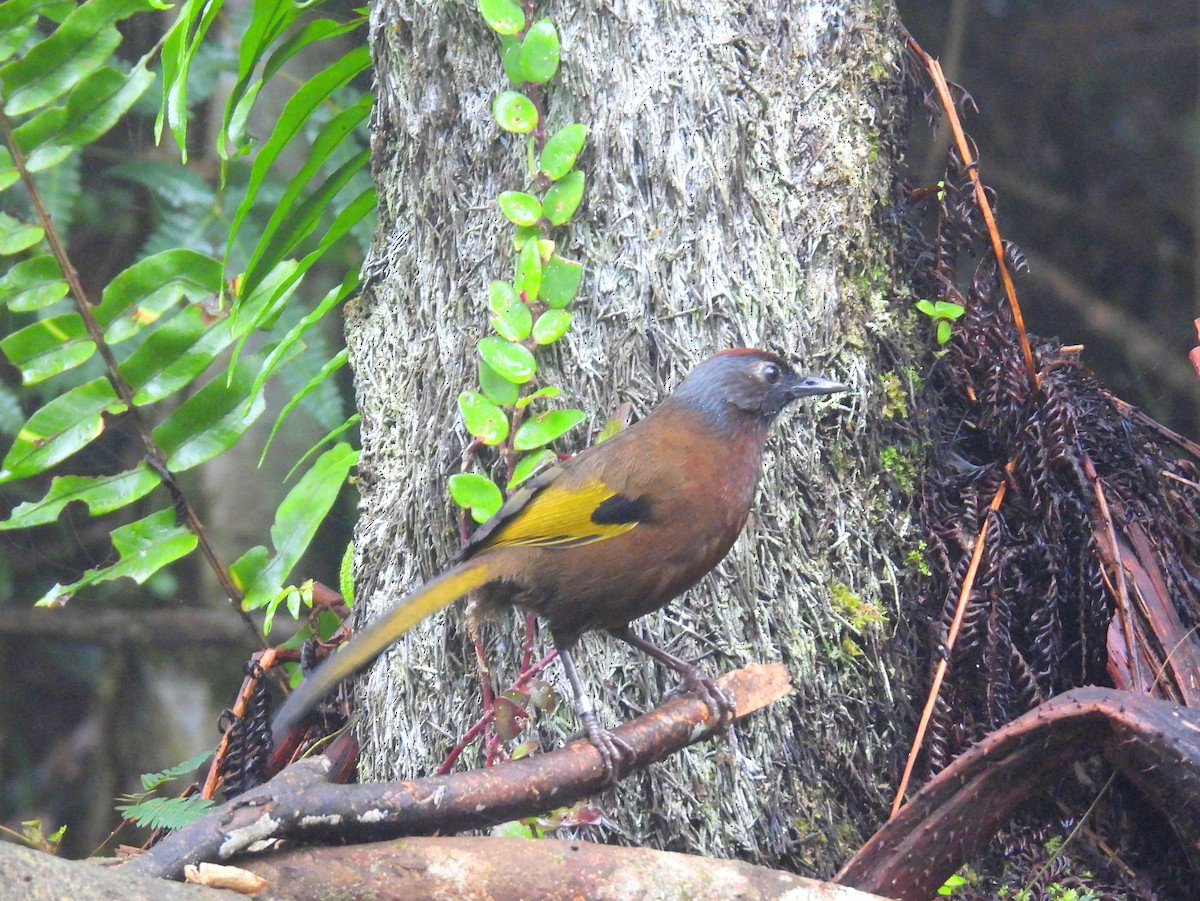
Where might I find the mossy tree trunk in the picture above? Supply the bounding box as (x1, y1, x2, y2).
(345, 0, 921, 876)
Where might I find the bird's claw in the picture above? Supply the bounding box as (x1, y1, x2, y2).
(579, 710, 636, 782)
(675, 671, 736, 730)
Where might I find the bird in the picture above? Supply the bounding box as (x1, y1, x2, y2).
(272, 348, 846, 776)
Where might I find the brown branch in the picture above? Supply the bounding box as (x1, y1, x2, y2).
(0, 606, 269, 649)
(891, 469, 1010, 817)
(233, 836, 892, 901)
(838, 687, 1200, 901)
(1098, 498, 1200, 707)
(121, 663, 791, 881)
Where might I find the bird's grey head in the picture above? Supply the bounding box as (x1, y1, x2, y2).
(672, 349, 847, 426)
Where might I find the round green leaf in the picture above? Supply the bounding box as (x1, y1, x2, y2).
(493, 91, 538, 134)
(458, 390, 509, 444)
(532, 309, 573, 345)
(478, 337, 536, 384)
(492, 301, 532, 341)
(513, 225, 541, 250)
(518, 20, 560, 84)
(479, 359, 520, 406)
(540, 124, 587, 180)
(513, 408, 587, 451)
(527, 677, 559, 712)
(493, 695, 527, 740)
(498, 191, 543, 226)
(936, 300, 965, 320)
(541, 255, 583, 308)
(508, 449, 557, 489)
(488, 280, 520, 314)
(498, 34, 524, 83)
(543, 170, 585, 226)
(449, 472, 504, 524)
(477, 0, 525, 35)
(515, 239, 542, 303)
(936, 320, 952, 344)
(515, 385, 561, 409)
(510, 738, 540, 760)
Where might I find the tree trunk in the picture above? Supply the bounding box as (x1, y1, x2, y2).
(345, 0, 919, 876)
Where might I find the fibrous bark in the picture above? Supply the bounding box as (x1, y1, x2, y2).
(347, 0, 918, 873)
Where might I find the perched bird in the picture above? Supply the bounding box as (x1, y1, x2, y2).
(272, 348, 846, 774)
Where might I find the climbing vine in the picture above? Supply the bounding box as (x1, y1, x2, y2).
(448, 0, 589, 524)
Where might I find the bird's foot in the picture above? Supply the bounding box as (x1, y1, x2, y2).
(579, 709, 636, 782)
(680, 669, 736, 730)
(609, 628, 736, 729)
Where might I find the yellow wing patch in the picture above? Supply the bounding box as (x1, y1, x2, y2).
(483, 478, 640, 550)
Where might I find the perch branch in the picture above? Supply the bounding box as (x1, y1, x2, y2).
(121, 663, 791, 881)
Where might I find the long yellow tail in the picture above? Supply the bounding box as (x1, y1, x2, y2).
(272, 559, 495, 741)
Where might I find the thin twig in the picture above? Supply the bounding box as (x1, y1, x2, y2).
(1082, 454, 1141, 693)
(893, 30, 1041, 818)
(0, 108, 262, 646)
(438, 648, 558, 775)
(891, 470, 1009, 817)
(905, 33, 1039, 392)
(1162, 471, 1200, 492)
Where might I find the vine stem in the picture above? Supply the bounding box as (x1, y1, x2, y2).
(436, 648, 557, 775)
(454, 5, 572, 767)
(0, 107, 264, 649)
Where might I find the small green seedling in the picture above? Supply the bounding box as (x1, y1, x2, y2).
(915, 298, 965, 345)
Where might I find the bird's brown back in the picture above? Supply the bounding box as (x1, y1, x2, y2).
(468, 397, 771, 641)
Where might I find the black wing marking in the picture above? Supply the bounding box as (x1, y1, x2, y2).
(590, 493, 652, 525)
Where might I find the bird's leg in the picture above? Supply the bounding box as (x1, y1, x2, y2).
(610, 626, 736, 727)
(555, 641, 635, 781)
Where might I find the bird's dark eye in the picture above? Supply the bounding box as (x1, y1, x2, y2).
(760, 363, 781, 384)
